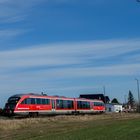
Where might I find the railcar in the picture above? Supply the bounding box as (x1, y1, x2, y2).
(3, 93, 105, 117)
(75, 98, 105, 114)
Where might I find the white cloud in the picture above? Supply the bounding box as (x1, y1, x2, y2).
(0, 0, 45, 41)
(8, 63, 140, 81)
(0, 29, 28, 40)
(0, 0, 121, 24)
(0, 0, 45, 23)
(0, 38, 140, 106)
(0, 38, 140, 78)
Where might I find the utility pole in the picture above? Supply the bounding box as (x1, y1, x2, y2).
(124, 94, 127, 104)
(103, 86, 106, 104)
(135, 78, 140, 112)
(124, 94, 127, 109)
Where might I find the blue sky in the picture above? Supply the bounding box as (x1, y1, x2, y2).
(0, 0, 140, 107)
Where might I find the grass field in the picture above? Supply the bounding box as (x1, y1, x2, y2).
(0, 113, 140, 140)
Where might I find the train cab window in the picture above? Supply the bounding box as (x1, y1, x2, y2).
(8, 97, 20, 104)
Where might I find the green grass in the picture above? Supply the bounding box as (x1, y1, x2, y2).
(0, 115, 140, 140)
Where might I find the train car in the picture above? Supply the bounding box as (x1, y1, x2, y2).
(55, 96, 75, 115)
(3, 93, 105, 117)
(75, 98, 105, 114)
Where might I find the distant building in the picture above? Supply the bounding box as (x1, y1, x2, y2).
(106, 103, 123, 113)
(79, 94, 110, 103)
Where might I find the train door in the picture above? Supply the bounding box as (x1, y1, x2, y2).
(51, 100, 55, 111)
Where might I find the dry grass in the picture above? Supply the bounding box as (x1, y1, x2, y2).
(0, 113, 140, 140)
(0, 113, 140, 131)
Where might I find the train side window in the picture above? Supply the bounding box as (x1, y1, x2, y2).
(94, 102, 97, 106)
(21, 98, 31, 104)
(42, 99, 46, 105)
(56, 99, 73, 109)
(83, 101, 90, 109)
(36, 98, 41, 104)
(56, 99, 60, 108)
(45, 99, 50, 105)
(86, 102, 90, 109)
(100, 102, 104, 106)
(26, 98, 31, 104)
(94, 102, 104, 106)
(83, 102, 86, 108)
(77, 101, 83, 109)
(77, 101, 81, 109)
(63, 100, 68, 109)
(56, 99, 63, 109)
(41, 99, 50, 105)
(21, 99, 27, 104)
(59, 100, 64, 109)
(71, 101, 74, 108)
(77, 101, 90, 109)
(68, 100, 74, 109)
(31, 98, 35, 104)
(56, 99, 59, 108)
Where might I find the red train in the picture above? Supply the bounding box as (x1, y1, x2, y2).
(4, 93, 105, 116)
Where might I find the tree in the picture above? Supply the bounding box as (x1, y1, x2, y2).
(111, 98, 119, 104)
(128, 90, 135, 108)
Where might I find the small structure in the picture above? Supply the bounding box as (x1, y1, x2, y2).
(106, 103, 123, 113)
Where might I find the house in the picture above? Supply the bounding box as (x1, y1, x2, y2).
(106, 103, 123, 113)
(79, 94, 110, 103)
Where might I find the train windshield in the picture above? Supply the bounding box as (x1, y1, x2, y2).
(7, 97, 20, 104)
(4, 97, 20, 111)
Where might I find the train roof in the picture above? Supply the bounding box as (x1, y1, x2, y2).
(10, 93, 41, 98)
(10, 93, 74, 100)
(9, 93, 104, 102)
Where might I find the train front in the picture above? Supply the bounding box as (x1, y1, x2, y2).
(3, 95, 20, 116)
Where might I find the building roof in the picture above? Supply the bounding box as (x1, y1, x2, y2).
(79, 94, 110, 103)
(106, 103, 123, 106)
